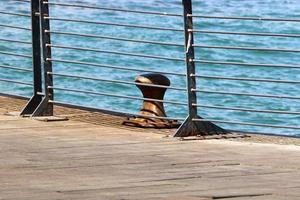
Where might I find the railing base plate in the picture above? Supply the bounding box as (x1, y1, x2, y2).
(174, 116, 229, 137)
(31, 116, 68, 122)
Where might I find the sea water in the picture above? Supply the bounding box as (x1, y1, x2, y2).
(1, 0, 300, 136)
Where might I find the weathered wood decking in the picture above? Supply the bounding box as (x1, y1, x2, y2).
(0, 96, 300, 200)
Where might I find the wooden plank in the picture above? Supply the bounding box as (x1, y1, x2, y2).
(0, 96, 300, 199)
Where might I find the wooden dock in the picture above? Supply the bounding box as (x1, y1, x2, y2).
(0, 95, 300, 200)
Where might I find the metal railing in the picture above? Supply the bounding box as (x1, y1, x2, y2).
(0, 0, 33, 98)
(1, 0, 300, 137)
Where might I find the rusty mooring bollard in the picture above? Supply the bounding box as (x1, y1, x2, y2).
(123, 73, 180, 128)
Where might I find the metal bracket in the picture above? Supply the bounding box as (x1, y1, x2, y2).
(31, 97, 52, 117)
(20, 94, 43, 116)
(174, 116, 229, 137)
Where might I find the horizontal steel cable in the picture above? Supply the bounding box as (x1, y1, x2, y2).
(192, 74, 300, 84)
(0, 64, 32, 72)
(193, 118, 300, 130)
(194, 104, 300, 115)
(49, 100, 185, 121)
(193, 89, 300, 100)
(49, 72, 186, 91)
(0, 78, 32, 86)
(47, 30, 183, 47)
(0, 51, 32, 58)
(45, 17, 184, 32)
(191, 29, 300, 38)
(195, 59, 300, 69)
(11, 0, 30, 2)
(0, 23, 31, 31)
(49, 58, 186, 77)
(45, 2, 182, 17)
(193, 44, 300, 53)
(190, 14, 300, 22)
(0, 11, 31, 17)
(0, 38, 31, 45)
(49, 86, 187, 106)
(49, 44, 185, 62)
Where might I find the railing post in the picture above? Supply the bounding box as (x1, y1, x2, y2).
(174, 0, 227, 137)
(31, 0, 53, 116)
(20, 0, 43, 116)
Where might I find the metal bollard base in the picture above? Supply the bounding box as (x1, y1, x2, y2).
(122, 116, 180, 129)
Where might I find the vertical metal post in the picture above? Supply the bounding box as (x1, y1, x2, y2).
(183, 0, 197, 120)
(20, 0, 43, 116)
(174, 0, 227, 137)
(31, 0, 53, 116)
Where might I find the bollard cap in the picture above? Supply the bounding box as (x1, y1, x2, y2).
(135, 73, 170, 86)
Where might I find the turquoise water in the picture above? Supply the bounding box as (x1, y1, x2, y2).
(1, 0, 300, 136)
